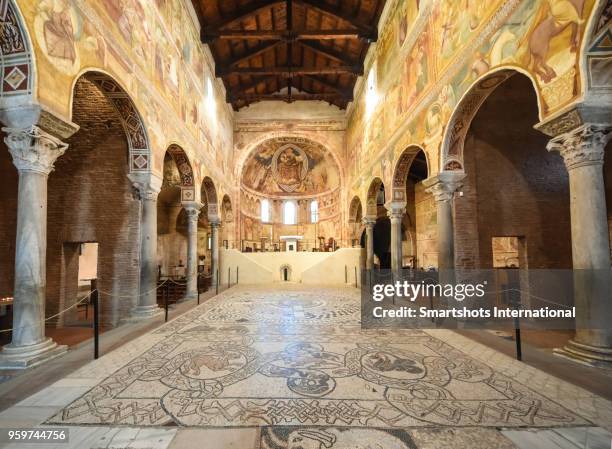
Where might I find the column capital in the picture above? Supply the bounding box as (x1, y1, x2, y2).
(423, 171, 466, 203)
(385, 201, 406, 220)
(209, 218, 221, 228)
(362, 216, 376, 227)
(3, 126, 69, 175)
(128, 173, 162, 202)
(547, 124, 611, 170)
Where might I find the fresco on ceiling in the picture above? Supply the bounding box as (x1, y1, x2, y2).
(347, 0, 597, 198)
(242, 137, 341, 196)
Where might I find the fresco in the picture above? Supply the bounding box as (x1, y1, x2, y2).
(242, 137, 341, 196)
(346, 0, 598, 201)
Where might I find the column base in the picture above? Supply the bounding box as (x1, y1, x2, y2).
(128, 304, 163, 321)
(0, 338, 67, 369)
(553, 339, 612, 369)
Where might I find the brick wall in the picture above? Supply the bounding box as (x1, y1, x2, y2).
(0, 141, 18, 298)
(454, 74, 572, 269)
(46, 78, 141, 327)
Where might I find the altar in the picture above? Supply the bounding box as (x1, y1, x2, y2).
(280, 235, 303, 252)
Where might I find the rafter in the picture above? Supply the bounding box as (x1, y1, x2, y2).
(209, 0, 283, 30)
(202, 29, 369, 43)
(218, 65, 363, 77)
(299, 40, 356, 65)
(225, 76, 278, 101)
(294, 0, 376, 38)
(224, 41, 285, 68)
(301, 75, 353, 99)
(228, 92, 350, 103)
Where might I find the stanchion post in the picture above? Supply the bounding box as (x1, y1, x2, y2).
(164, 283, 169, 323)
(197, 276, 200, 305)
(216, 270, 219, 295)
(345, 265, 347, 284)
(92, 279, 99, 360)
(354, 266, 357, 288)
(228, 267, 231, 289)
(236, 266, 239, 284)
(510, 286, 522, 361)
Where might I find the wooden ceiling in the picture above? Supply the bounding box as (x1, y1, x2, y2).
(190, 0, 387, 110)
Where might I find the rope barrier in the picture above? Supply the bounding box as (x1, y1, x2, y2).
(0, 289, 96, 334)
(96, 279, 170, 298)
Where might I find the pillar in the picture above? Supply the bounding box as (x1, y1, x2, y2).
(0, 126, 69, 368)
(182, 201, 202, 300)
(210, 218, 220, 286)
(548, 124, 612, 366)
(363, 217, 376, 270)
(424, 172, 465, 270)
(129, 174, 163, 319)
(387, 203, 406, 271)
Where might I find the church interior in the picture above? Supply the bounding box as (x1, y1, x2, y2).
(0, 0, 611, 447)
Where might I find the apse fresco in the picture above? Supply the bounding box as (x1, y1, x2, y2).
(242, 137, 341, 196)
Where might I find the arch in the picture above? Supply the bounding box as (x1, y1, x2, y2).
(348, 196, 363, 223)
(201, 176, 219, 220)
(392, 145, 429, 202)
(71, 71, 152, 174)
(221, 194, 233, 222)
(0, 1, 34, 104)
(366, 177, 384, 217)
(579, 2, 611, 96)
(165, 144, 195, 202)
(440, 68, 542, 171)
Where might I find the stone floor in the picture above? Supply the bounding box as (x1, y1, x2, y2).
(0, 284, 611, 449)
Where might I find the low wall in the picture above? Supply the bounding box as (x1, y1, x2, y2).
(219, 248, 364, 285)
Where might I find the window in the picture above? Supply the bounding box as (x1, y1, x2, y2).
(261, 199, 270, 223)
(283, 201, 297, 225)
(365, 66, 378, 117)
(310, 200, 318, 223)
(206, 77, 216, 118)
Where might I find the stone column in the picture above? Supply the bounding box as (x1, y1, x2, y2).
(129, 174, 163, 319)
(210, 218, 221, 287)
(363, 217, 376, 270)
(387, 203, 406, 271)
(548, 124, 612, 366)
(182, 201, 202, 300)
(424, 172, 465, 270)
(0, 126, 69, 368)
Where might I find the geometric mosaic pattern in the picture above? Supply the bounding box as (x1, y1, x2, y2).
(47, 286, 588, 429)
(0, 0, 32, 98)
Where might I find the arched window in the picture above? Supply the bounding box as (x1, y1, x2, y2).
(283, 201, 297, 225)
(310, 200, 318, 223)
(261, 199, 270, 223)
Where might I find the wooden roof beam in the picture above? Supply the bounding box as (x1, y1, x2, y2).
(202, 29, 372, 43)
(208, 0, 284, 30)
(225, 41, 285, 68)
(294, 0, 377, 40)
(228, 92, 350, 103)
(218, 65, 363, 77)
(298, 40, 356, 65)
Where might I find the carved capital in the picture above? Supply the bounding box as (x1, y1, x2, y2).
(182, 201, 202, 222)
(3, 126, 68, 175)
(128, 173, 162, 202)
(547, 124, 611, 170)
(209, 218, 221, 229)
(423, 172, 466, 203)
(386, 202, 406, 221)
(362, 216, 376, 228)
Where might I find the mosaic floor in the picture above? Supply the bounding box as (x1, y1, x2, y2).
(2, 285, 612, 449)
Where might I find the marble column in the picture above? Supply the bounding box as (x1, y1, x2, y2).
(548, 124, 612, 366)
(363, 217, 376, 270)
(210, 218, 221, 287)
(129, 174, 163, 319)
(424, 172, 465, 270)
(0, 126, 69, 368)
(387, 203, 406, 271)
(182, 201, 202, 300)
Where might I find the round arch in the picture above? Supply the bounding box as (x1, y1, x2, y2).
(440, 67, 543, 172)
(0, 1, 34, 105)
(366, 177, 384, 217)
(348, 196, 363, 223)
(221, 194, 233, 221)
(71, 71, 152, 175)
(392, 145, 429, 202)
(201, 176, 219, 220)
(165, 144, 195, 202)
